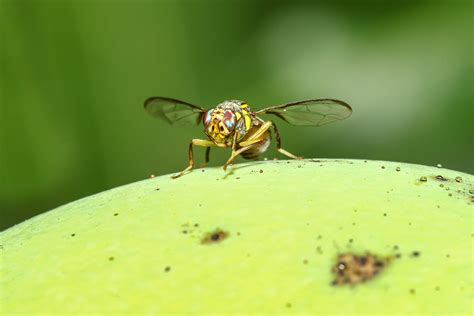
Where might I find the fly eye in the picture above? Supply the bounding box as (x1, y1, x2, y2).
(220, 125, 224, 132)
(203, 109, 213, 125)
(223, 110, 235, 131)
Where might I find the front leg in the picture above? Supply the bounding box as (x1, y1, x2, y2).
(172, 139, 217, 179)
(222, 131, 256, 171)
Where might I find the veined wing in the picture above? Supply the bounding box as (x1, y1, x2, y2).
(144, 96, 205, 126)
(255, 99, 352, 126)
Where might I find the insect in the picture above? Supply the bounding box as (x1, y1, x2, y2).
(144, 97, 352, 178)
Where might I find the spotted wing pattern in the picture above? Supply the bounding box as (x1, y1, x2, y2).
(144, 97, 205, 126)
(255, 99, 352, 126)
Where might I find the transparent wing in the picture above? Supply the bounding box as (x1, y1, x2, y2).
(255, 99, 352, 126)
(144, 96, 205, 126)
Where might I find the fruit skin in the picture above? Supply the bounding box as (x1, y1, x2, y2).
(0, 159, 472, 314)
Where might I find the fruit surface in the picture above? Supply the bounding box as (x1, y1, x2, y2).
(1, 160, 472, 314)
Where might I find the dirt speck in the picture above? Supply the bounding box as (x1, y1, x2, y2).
(201, 228, 229, 244)
(164, 266, 171, 272)
(411, 251, 421, 257)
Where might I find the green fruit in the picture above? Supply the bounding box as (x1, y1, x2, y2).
(1, 160, 472, 314)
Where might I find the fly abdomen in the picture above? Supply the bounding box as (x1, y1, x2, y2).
(241, 131, 271, 160)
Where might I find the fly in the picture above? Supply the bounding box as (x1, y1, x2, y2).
(144, 97, 352, 178)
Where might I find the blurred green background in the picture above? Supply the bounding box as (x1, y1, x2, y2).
(1, 0, 472, 231)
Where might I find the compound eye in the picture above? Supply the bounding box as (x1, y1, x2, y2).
(223, 110, 235, 131)
(203, 109, 213, 126)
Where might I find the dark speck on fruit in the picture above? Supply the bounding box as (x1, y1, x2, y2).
(331, 252, 391, 286)
(201, 229, 229, 244)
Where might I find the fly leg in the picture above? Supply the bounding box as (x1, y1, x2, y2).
(239, 121, 302, 160)
(199, 147, 211, 168)
(223, 122, 276, 170)
(205, 147, 211, 165)
(223, 143, 259, 171)
(270, 121, 303, 160)
(172, 139, 218, 179)
(222, 131, 259, 171)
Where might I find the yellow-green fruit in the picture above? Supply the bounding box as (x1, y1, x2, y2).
(1, 160, 473, 314)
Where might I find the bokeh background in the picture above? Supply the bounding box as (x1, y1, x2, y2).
(1, 0, 472, 231)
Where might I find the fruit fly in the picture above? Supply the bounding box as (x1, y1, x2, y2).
(144, 97, 352, 178)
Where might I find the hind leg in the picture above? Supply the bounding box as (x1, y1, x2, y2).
(270, 122, 302, 159)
